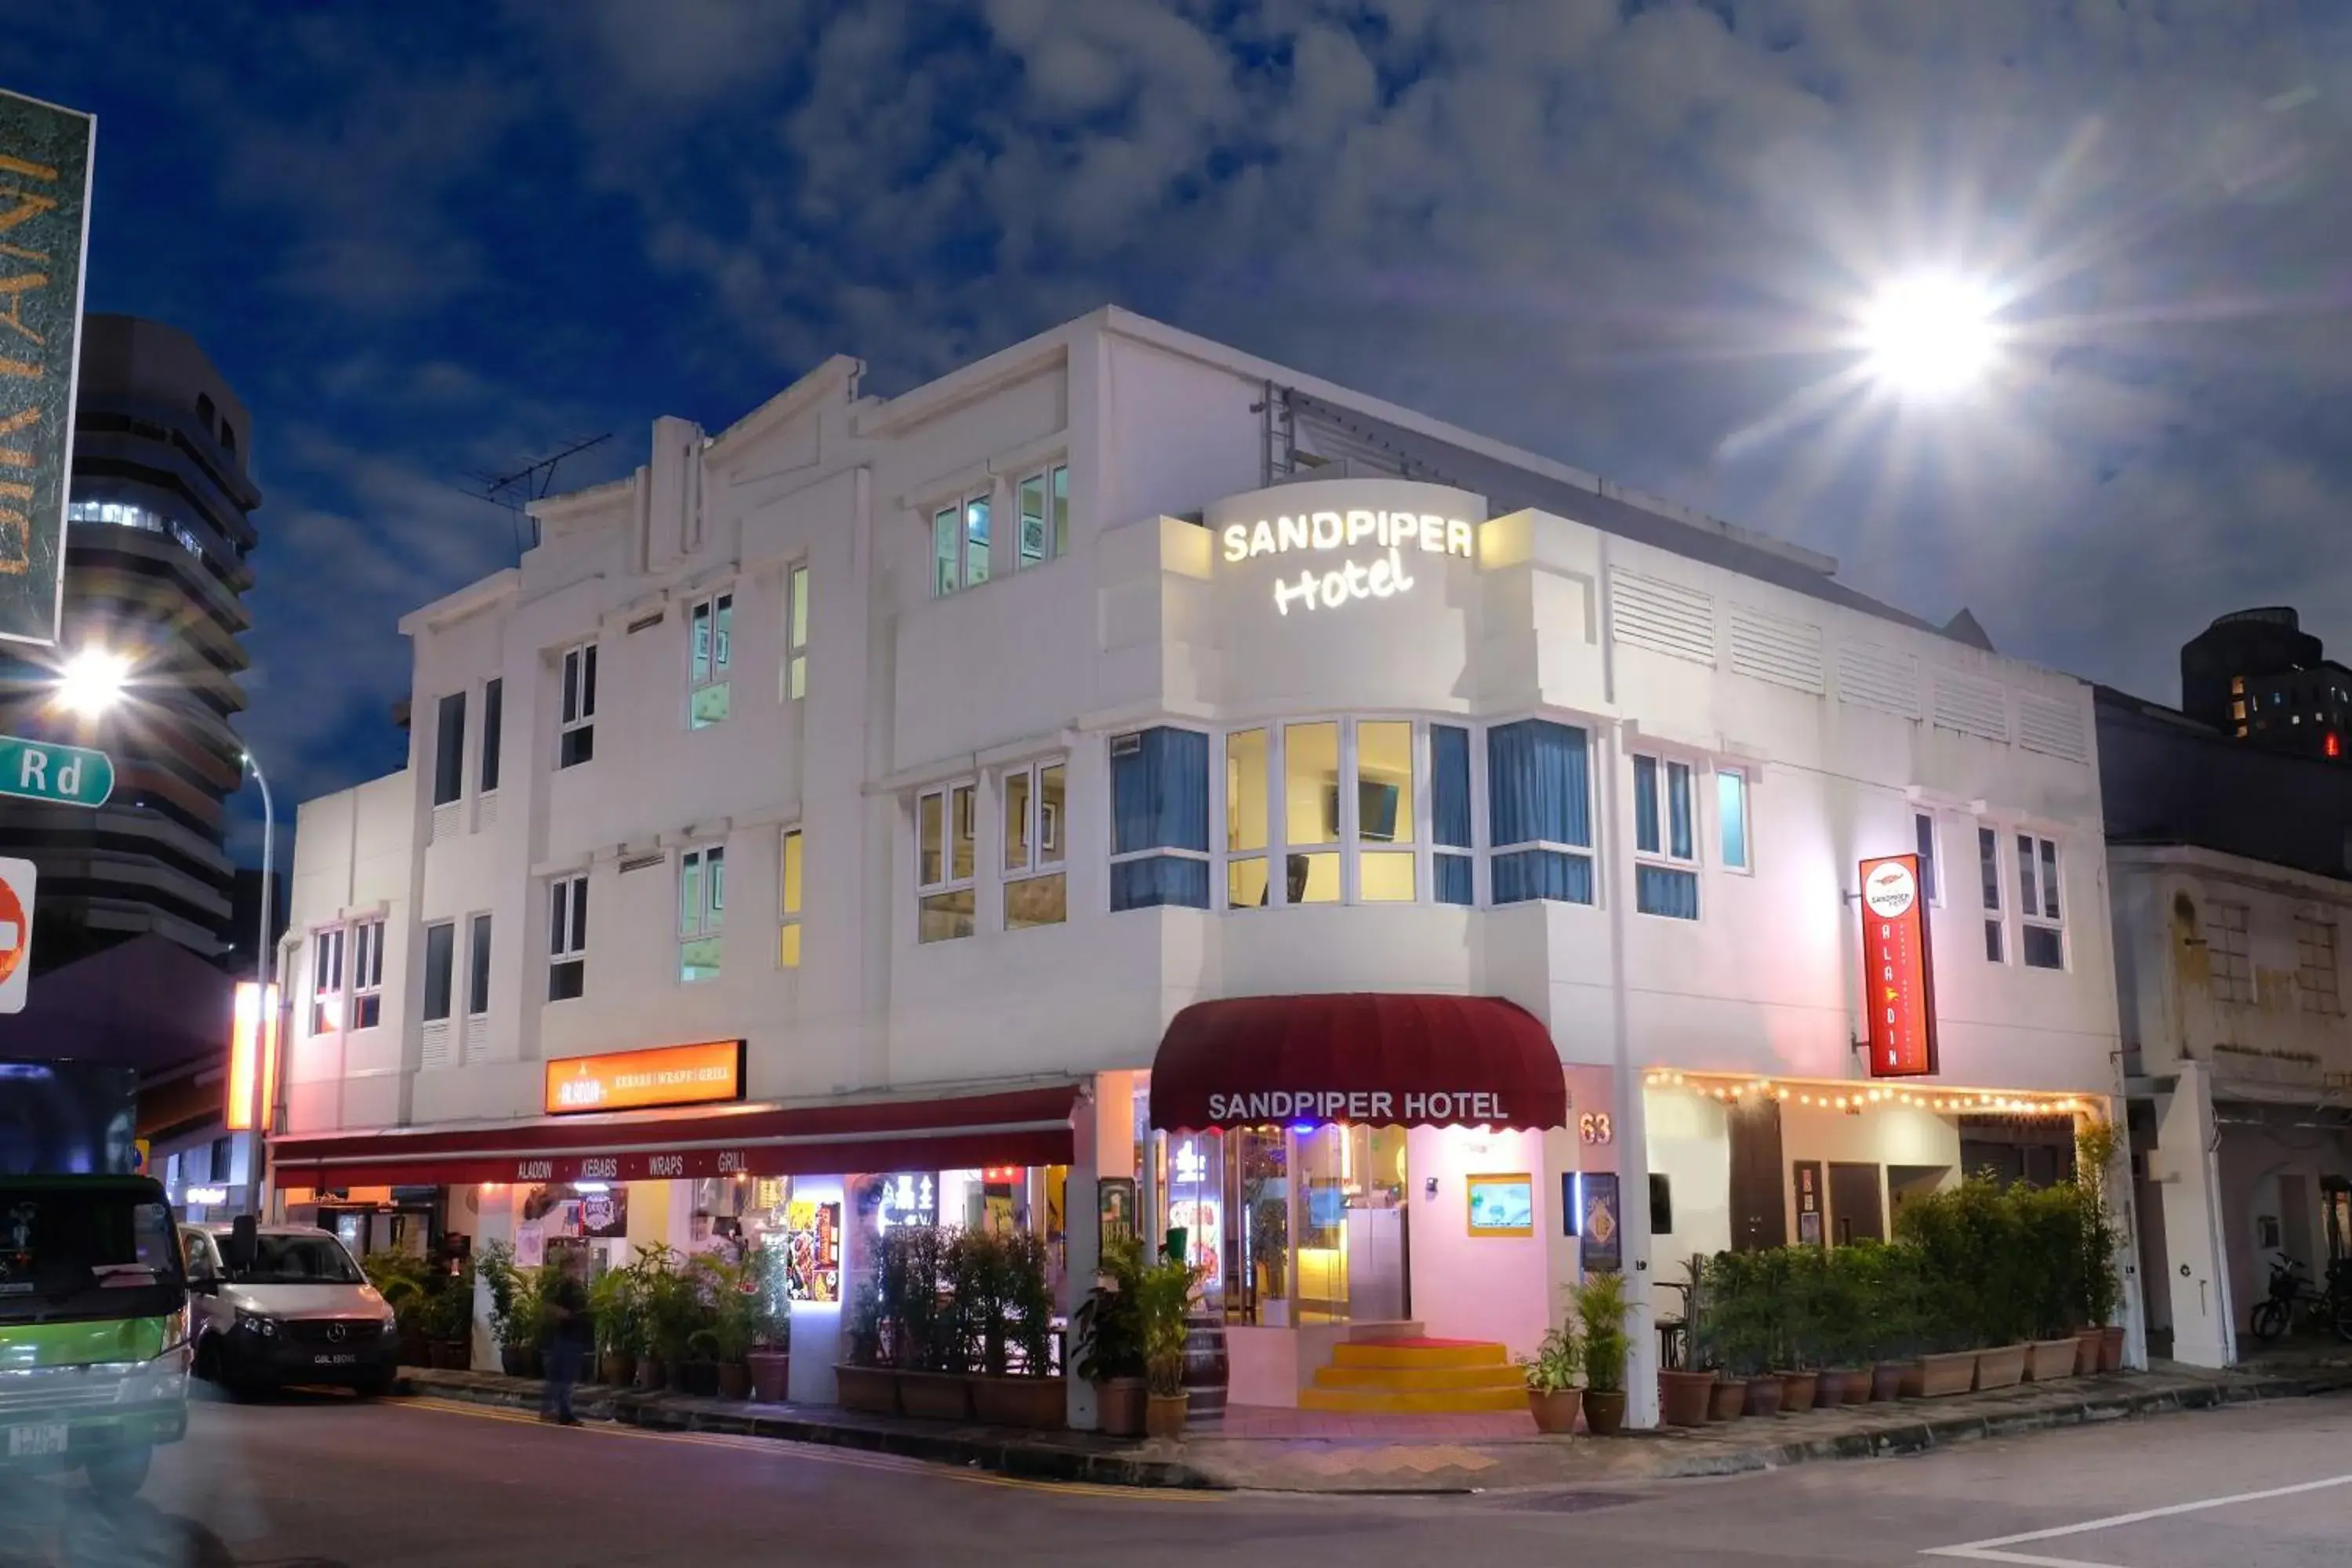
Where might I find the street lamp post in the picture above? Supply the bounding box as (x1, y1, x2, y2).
(244, 749, 274, 1219)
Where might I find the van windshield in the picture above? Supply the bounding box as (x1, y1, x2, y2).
(238, 1234, 367, 1286)
(0, 1182, 185, 1324)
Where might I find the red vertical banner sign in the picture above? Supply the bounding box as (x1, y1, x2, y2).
(1859, 853, 1939, 1078)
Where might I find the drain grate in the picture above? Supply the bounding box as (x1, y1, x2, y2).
(1491, 1489, 1646, 1514)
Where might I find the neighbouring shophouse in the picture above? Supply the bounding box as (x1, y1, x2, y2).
(2101, 644, 2352, 1369)
(273, 307, 2136, 1425)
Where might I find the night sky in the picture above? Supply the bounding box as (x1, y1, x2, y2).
(5, 2, 2348, 859)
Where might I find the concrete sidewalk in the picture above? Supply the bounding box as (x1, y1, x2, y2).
(397, 1359, 2352, 1494)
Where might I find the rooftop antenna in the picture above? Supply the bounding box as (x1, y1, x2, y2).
(462, 433, 613, 554)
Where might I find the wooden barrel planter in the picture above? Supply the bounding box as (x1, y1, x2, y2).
(1181, 1315, 1229, 1427)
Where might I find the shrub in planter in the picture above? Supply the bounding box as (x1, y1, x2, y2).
(590, 1264, 644, 1387)
(1073, 1235, 1149, 1437)
(2074, 1120, 2126, 1370)
(1137, 1253, 1196, 1441)
(1847, 1240, 1928, 1398)
(967, 1231, 1065, 1429)
(1570, 1270, 1631, 1436)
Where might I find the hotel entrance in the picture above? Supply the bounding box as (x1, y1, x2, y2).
(1166, 1123, 1410, 1327)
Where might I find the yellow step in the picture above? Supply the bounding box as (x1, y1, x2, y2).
(1330, 1339, 1508, 1370)
(1299, 1384, 1530, 1415)
(1314, 1363, 1526, 1392)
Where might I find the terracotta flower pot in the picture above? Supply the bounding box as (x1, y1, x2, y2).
(1527, 1387, 1584, 1436)
(1094, 1377, 1147, 1438)
(1871, 1363, 1912, 1402)
(2099, 1326, 2125, 1373)
(833, 1364, 898, 1415)
(2026, 1339, 2081, 1382)
(717, 1361, 752, 1401)
(1583, 1388, 1628, 1436)
(972, 1374, 1069, 1431)
(1145, 1392, 1189, 1440)
(747, 1348, 791, 1403)
(1743, 1376, 1784, 1417)
(1813, 1369, 1855, 1408)
(1708, 1377, 1748, 1422)
(1658, 1370, 1715, 1428)
(1975, 1344, 2028, 1391)
(499, 1346, 538, 1379)
(597, 1351, 636, 1388)
(429, 1338, 471, 1371)
(1918, 1350, 1978, 1398)
(1777, 1370, 1818, 1414)
(2074, 1327, 2104, 1375)
(634, 1356, 669, 1393)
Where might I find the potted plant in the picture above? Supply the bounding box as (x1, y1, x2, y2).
(480, 1241, 543, 1379)
(1845, 1240, 1921, 1401)
(590, 1262, 641, 1388)
(1705, 1252, 1778, 1417)
(970, 1232, 1066, 1429)
(1570, 1269, 1631, 1436)
(418, 1254, 477, 1370)
(2020, 1184, 2088, 1381)
(2075, 1120, 2126, 1372)
(1658, 1254, 1718, 1427)
(835, 1282, 898, 1414)
(1137, 1254, 1196, 1440)
(1900, 1185, 1986, 1396)
(1773, 1247, 1821, 1414)
(1519, 1323, 1584, 1435)
(745, 1245, 792, 1402)
(1809, 1244, 1864, 1407)
(888, 1226, 974, 1421)
(365, 1250, 434, 1367)
(1074, 1235, 1149, 1438)
(636, 1246, 695, 1392)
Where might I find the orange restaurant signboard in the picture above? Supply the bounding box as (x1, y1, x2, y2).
(544, 1040, 746, 1116)
(1858, 853, 1938, 1079)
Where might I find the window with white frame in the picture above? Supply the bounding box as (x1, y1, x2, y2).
(1978, 825, 2005, 962)
(548, 873, 588, 1000)
(466, 913, 492, 1018)
(1014, 463, 1069, 568)
(1915, 811, 1939, 904)
(310, 927, 344, 1034)
(2016, 833, 2063, 970)
(779, 829, 804, 967)
(1487, 720, 1595, 906)
(1111, 729, 1210, 911)
(1717, 768, 1751, 873)
(421, 921, 456, 1024)
(786, 564, 810, 701)
(1224, 726, 1270, 909)
(930, 491, 991, 597)
(1632, 754, 1699, 920)
(916, 780, 977, 941)
(2207, 901, 2254, 1005)
(679, 845, 725, 981)
(1214, 719, 1425, 909)
(479, 678, 503, 797)
(2297, 913, 2342, 1014)
(688, 591, 733, 728)
(558, 641, 597, 767)
(350, 918, 385, 1029)
(1003, 759, 1068, 929)
(432, 693, 466, 808)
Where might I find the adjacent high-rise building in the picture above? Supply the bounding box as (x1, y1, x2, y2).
(0, 315, 261, 969)
(2180, 607, 2352, 760)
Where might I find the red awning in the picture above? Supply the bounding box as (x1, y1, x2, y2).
(1149, 994, 1566, 1132)
(270, 1084, 1080, 1189)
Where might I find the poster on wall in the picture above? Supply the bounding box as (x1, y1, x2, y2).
(1858, 853, 1940, 1078)
(784, 1199, 840, 1302)
(1096, 1177, 1136, 1251)
(1466, 1173, 1535, 1237)
(1578, 1173, 1622, 1272)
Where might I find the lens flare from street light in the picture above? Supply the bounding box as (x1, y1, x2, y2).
(55, 647, 132, 718)
(1860, 274, 2000, 399)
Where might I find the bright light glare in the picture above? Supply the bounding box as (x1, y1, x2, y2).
(1860, 274, 2000, 398)
(54, 648, 131, 717)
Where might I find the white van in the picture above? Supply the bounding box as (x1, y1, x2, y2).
(180, 1222, 401, 1398)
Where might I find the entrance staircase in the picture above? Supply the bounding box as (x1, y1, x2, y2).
(1298, 1336, 1524, 1415)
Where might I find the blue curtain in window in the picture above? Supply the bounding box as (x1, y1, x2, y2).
(1435, 853, 1475, 906)
(1668, 762, 1693, 860)
(1632, 754, 1660, 855)
(1432, 725, 1472, 849)
(1111, 855, 1210, 912)
(1112, 728, 1209, 855)
(1492, 848, 1595, 906)
(1637, 865, 1700, 920)
(1487, 720, 1591, 848)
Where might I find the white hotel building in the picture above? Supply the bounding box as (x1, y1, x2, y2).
(275, 307, 2137, 1423)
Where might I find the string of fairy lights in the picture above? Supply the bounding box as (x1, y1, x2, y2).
(1642, 1069, 2092, 1120)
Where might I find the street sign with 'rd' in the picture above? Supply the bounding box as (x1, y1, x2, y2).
(0, 735, 114, 808)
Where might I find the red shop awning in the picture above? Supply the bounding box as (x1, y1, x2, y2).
(270, 1084, 1080, 1190)
(1149, 994, 1567, 1133)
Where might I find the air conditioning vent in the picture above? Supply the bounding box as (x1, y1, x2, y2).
(619, 852, 665, 874)
(1110, 733, 1142, 757)
(626, 610, 664, 634)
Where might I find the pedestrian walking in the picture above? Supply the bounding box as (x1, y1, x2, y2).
(539, 1249, 592, 1425)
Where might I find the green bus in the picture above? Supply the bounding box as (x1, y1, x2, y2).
(0, 1174, 192, 1496)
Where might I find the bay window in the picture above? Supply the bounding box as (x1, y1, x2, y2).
(1356, 720, 1416, 902)
(1487, 720, 1594, 906)
(1282, 720, 1341, 903)
(1432, 724, 1474, 906)
(1632, 754, 1699, 920)
(1111, 728, 1210, 911)
(916, 781, 978, 941)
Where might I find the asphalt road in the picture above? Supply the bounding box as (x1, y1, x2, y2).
(4, 1387, 2350, 1567)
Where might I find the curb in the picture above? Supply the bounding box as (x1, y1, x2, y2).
(399, 1365, 2352, 1494)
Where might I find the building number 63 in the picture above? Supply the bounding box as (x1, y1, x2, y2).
(1579, 1112, 1613, 1146)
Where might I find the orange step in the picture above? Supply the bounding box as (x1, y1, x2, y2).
(1305, 1337, 1523, 1414)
